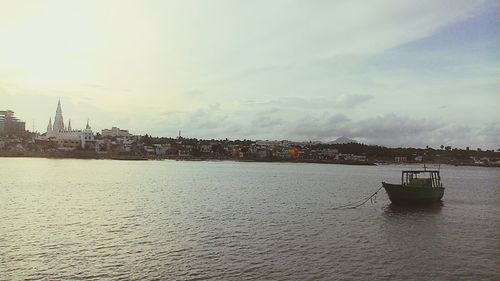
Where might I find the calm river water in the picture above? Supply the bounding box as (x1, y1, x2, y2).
(0, 158, 498, 280)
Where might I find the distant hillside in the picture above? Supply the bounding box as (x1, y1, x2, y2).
(328, 136, 358, 144)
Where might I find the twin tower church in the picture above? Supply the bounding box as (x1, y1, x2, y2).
(43, 99, 95, 149)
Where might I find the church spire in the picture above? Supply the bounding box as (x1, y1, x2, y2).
(53, 99, 65, 133)
(46, 117, 52, 134)
(67, 119, 72, 131)
(86, 118, 91, 130)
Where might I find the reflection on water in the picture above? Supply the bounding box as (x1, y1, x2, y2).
(383, 201, 444, 215)
(0, 158, 498, 280)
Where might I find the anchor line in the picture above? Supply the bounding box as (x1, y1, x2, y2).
(331, 186, 384, 210)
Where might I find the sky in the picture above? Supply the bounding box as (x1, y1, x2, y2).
(1, 0, 499, 149)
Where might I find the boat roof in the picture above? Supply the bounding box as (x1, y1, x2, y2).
(402, 170, 440, 173)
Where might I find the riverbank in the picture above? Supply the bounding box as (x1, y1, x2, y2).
(1, 151, 498, 167)
(0, 151, 148, 160)
(0, 151, 375, 165)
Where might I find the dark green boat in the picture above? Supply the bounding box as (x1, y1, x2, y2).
(382, 169, 444, 204)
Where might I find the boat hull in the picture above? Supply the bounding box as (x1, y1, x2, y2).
(382, 182, 444, 204)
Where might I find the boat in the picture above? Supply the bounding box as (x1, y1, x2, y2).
(382, 169, 445, 204)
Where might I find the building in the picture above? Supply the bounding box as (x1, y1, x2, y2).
(395, 156, 407, 163)
(101, 126, 132, 137)
(42, 100, 94, 149)
(0, 110, 26, 136)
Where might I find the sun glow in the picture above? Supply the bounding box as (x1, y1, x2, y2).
(0, 1, 98, 88)
(13, 54, 88, 88)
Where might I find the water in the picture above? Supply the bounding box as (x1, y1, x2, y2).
(0, 158, 498, 280)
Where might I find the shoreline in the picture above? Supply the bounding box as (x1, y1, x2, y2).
(1, 152, 498, 168)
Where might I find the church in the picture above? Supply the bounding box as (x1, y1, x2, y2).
(43, 99, 94, 149)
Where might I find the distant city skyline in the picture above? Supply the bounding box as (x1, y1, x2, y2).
(1, 0, 499, 149)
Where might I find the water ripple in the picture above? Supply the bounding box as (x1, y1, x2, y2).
(0, 159, 498, 280)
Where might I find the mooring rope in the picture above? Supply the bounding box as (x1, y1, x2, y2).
(331, 186, 384, 210)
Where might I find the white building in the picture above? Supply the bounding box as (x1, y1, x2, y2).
(101, 126, 132, 137)
(43, 99, 94, 149)
(154, 144, 168, 155)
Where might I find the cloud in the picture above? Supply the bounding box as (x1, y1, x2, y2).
(251, 115, 284, 130)
(184, 89, 204, 97)
(240, 95, 373, 110)
(352, 114, 443, 138)
(0, 1, 497, 149)
(148, 97, 499, 148)
(337, 94, 374, 107)
(283, 112, 499, 148)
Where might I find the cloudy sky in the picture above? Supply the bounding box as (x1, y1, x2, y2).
(1, 0, 498, 148)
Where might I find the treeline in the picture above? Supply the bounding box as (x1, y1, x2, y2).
(309, 142, 499, 161)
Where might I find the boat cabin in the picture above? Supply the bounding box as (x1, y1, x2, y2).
(401, 170, 442, 188)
